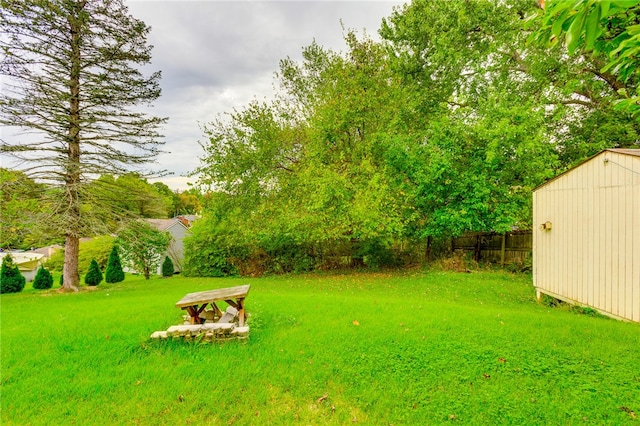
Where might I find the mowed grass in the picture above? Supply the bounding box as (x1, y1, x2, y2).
(1, 270, 639, 425)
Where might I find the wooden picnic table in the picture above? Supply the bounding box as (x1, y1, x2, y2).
(175, 284, 250, 326)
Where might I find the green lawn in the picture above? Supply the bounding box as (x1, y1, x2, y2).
(1, 270, 638, 425)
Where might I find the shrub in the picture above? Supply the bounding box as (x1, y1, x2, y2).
(0, 254, 26, 294)
(84, 259, 103, 286)
(183, 221, 243, 277)
(161, 256, 174, 277)
(105, 246, 125, 283)
(32, 266, 54, 290)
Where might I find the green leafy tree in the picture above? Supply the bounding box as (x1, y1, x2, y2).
(532, 0, 640, 118)
(161, 256, 174, 277)
(194, 35, 407, 273)
(84, 259, 103, 286)
(32, 266, 53, 290)
(174, 191, 202, 216)
(0, 254, 26, 293)
(380, 0, 637, 231)
(0, 0, 166, 291)
(117, 221, 170, 279)
(105, 246, 125, 283)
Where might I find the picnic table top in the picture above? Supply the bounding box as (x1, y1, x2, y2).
(175, 284, 250, 308)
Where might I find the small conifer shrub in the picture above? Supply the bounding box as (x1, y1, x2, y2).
(1, 254, 26, 294)
(105, 246, 125, 283)
(161, 256, 174, 277)
(84, 259, 103, 286)
(33, 266, 54, 290)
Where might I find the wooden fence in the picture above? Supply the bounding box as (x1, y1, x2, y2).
(451, 231, 532, 265)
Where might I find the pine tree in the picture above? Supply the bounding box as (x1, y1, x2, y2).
(161, 256, 174, 278)
(0, 254, 26, 294)
(84, 259, 103, 286)
(1, 1, 166, 291)
(105, 246, 125, 283)
(33, 266, 54, 290)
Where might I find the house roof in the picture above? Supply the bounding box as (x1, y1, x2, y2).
(0, 251, 44, 270)
(533, 148, 640, 192)
(146, 218, 189, 232)
(175, 215, 199, 227)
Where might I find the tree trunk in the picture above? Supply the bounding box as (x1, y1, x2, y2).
(474, 235, 482, 263)
(63, 235, 80, 291)
(61, 8, 83, 292)
(425, 235, 433, 263)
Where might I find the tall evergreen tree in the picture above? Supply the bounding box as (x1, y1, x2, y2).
(0, 0, 166, 291)
(105, 246, 125, 283)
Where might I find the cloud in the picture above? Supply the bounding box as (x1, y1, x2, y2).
(155, 1, 417, 192)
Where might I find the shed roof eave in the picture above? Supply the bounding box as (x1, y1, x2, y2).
(533, 148, 640, 193)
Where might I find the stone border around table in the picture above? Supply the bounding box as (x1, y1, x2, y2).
(150, 323, 250, 342)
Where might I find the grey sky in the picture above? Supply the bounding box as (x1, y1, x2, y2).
(126, 1, 405, 190)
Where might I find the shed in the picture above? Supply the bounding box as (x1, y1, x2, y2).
(532, 149, 640, 323)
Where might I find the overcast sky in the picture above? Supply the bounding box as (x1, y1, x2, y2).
(124, 0, 406, 190)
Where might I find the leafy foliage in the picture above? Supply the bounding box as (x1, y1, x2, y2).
(84, 259, 103, 286)
(531, 0, 640, 118)
(105, 246, 125, 284)
(0, 254, 26, 294)
(32, 266, 53, 290)
(161, 256, 174, 278)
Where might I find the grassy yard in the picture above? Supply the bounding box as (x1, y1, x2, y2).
(1, 270, 638, 425)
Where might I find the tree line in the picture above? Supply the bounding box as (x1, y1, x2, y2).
(184, 0, 639, 275)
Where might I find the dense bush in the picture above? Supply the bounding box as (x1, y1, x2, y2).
(32, 266, 54, 290)
(161, 256, 174, 277)
(84, 259, 103, 286)
(261, 238, 317, 274)
(105, 246, 125, 283)
(183, 218, 244, 277)
(353, 238, 402, 269)
(183, 211, 436, 277)
(0, 254, 26, 294)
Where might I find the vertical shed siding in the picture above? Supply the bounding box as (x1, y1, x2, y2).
(533, 151, 640, 322)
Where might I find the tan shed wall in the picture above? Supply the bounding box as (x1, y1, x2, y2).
(533, 151, 640, 323)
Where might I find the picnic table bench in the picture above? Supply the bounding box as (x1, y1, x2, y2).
(175, 284, 250, 327)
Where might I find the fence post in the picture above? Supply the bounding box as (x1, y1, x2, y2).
(500, 232, 507, 266)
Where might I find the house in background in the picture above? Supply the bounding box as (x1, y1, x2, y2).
(533, 149, 640, 323)
(33, 244, 63, 259)
(146, 217, 191, 274)
(0, 251, 45, 282)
